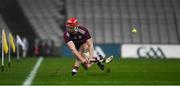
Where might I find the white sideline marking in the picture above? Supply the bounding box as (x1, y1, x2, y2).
(22, 57, 43, 86)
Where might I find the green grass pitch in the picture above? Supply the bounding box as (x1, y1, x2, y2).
(0, 57, 180, 85)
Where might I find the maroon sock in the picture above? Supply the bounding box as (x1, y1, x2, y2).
(73, 66, 79, 70)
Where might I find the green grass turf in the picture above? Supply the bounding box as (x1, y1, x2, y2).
(0, 57, 180, 85)
(0, 57, 37, 85)
(33, 58, 180, 85)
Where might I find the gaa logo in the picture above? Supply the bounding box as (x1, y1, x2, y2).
(137, 47, 166, 58)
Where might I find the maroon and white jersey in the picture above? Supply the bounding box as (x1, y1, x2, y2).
(63, 26, 91, 50)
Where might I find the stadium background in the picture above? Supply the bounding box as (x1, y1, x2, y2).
(0, 0, 180, 85)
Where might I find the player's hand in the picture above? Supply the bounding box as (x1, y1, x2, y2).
(81, 58, 91, 70)
(87, 57, 91, 63)
(82, 58, 88, 64)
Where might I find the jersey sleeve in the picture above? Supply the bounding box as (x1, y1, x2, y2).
(63, 32, 71, 43)
(84, 27, 91, 40)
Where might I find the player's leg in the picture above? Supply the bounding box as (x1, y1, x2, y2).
(79, 43, 92, 69)
(71, 44, 85, 76)
(71, 59, 81, 76)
